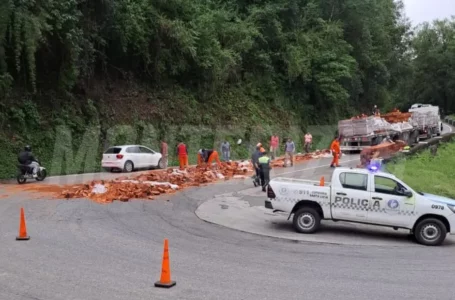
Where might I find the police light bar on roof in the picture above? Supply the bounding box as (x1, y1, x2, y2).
(367, 163, 380, 172)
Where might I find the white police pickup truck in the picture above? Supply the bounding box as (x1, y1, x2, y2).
(265, 167, 455, 246)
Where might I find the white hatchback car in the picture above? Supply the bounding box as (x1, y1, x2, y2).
(101, 145, 165, 172)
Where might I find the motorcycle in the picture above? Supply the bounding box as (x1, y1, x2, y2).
(17, 161, 47, 184)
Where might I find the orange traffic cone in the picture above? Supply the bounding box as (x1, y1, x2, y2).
(319, 176, 325, 186)
(154, 239, 176, 288)
(16, 207, 30, 241)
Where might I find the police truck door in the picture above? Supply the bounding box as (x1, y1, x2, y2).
(331, 171, 371, 222)
(368, 175, 415, 227)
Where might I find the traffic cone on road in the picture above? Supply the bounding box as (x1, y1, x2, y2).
(154, 239, 176, 288)
(319, 176, 325, 186)
(16, 207, 30, 241)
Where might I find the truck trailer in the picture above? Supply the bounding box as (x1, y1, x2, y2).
(408, 104, 442, 141)
(339, 105, 441, 152)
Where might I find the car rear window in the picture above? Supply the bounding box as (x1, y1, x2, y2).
(104, 147, 122, 154)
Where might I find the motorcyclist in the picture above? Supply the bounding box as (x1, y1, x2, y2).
(18, 145, 40, 177)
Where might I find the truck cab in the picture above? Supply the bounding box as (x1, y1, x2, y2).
(265, 167, 455, 246)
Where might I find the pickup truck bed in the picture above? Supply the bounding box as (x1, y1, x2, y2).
(269, 177, 331, 201)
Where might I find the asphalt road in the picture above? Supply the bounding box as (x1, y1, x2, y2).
(1, 152, 455, 300)
(0, 125, 454, 300)
(195, 120, 455, 246)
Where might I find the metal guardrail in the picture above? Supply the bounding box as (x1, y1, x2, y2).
(444, 117, 455, 126)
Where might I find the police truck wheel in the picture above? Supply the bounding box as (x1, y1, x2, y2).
(293, 207, 321, 234)
(414, 218, 447, 246)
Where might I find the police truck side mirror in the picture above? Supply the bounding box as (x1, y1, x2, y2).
(404, 190, 412, 198)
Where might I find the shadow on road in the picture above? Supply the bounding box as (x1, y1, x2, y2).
(269, 220, 455, 246)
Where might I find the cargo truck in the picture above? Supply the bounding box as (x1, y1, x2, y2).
(339, 105, 441, 152)
(339, 116, 419, 152)
(408, 104, 442, 141)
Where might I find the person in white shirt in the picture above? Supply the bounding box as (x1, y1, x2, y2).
(304, 132, 312, 153)
(284, 138, 295, 167)
(220, 141, 230, 161)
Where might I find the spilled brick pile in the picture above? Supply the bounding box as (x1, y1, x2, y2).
(5, 149, 337, 204)
(61, 161, 253, 203)
(271, 150, 332, 167)
(358, 140, 407, 168)
(61, 150, 334, 203)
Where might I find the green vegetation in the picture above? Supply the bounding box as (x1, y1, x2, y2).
(387, 142, 455, 198)
(0, 0, 454, 178)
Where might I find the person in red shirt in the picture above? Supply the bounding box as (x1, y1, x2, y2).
(176, 142, 188, 169)
(269, 134, 279, 160)
(330, 136, 341, 168)
(160, 140, 168, 168)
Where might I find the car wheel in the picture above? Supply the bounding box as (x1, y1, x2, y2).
(123, 161, 134, 173)
(158, 158, 166, 169)
(292, 207, 321, 234)
(414, 218, 447, 246)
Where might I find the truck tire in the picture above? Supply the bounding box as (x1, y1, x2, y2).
(292, 207, 321, 234)
(414, 218, 447, 246)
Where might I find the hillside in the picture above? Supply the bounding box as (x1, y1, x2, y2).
(0, 0, 454, 178)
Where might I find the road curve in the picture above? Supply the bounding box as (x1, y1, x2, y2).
(0, 128, 454, 300)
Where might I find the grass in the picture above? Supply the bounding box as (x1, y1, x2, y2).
(386, 142, 455, 198)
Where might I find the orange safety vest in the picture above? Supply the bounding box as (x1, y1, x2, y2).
(330, 140, 340, 154)
(177, 143, 187, 156)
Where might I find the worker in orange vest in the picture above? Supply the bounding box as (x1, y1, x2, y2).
(176, 142, 188, 169)
(330, 136, 341, 168)
(197, 148, 222, 168)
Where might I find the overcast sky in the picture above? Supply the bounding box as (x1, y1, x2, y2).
(402, 0, 455, 25)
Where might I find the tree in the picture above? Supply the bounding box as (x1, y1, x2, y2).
(410, 18, 455, 113)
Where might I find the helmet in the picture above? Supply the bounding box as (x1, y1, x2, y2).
(256, 143, 262, 147)
(24, 145, 31, 151)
